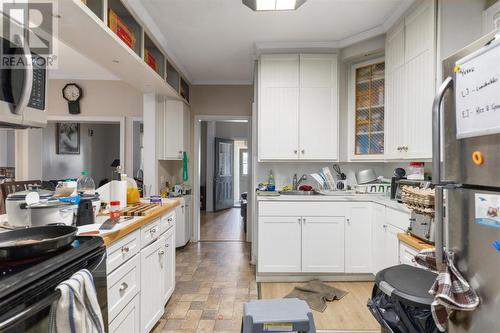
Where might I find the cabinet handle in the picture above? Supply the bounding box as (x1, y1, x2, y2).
(298, 218, 301, 224)
(293, 150, 298, 154)
(346, 218, 350, 224)
(165, 243, 169, 248)
(383, 224, 387, 229)
(303, 218, 306, 224)
(158, 250, 165, 255)
(119, 282, 128, 292)
(121, 246, 129, 253)
(150, 228, 157, 234)
(301, 149, 305, 154)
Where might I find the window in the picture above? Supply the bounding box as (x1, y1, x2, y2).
(354, 61, 385, 156)
(240, 150, 249, 176)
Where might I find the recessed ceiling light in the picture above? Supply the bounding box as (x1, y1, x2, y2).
(243, 0, 306, 11)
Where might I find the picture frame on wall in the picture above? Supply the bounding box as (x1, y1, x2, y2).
(56, 123, 80, 155)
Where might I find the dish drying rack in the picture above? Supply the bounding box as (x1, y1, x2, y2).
(401, 185, 435, 216)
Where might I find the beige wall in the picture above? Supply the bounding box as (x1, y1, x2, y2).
(190, 85, 253, 116)
(47, 80, 142, 117)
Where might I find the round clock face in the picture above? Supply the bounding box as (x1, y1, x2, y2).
(63, 84, 81, 102)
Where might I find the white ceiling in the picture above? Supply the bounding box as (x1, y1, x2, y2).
(131, 0, 414, 84)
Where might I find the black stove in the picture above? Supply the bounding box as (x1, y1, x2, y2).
(0, 236, 108, 333)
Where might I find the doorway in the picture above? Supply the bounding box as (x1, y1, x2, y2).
(195, 117, 251, 242)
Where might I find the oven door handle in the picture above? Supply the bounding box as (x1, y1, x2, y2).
(13, 33, 33, 116)
(0, 291, 60, 331)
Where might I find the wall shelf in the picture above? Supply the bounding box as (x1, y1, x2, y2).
(59, 0, 190, 100)
(166, 61, 180, 93)
(144, 32, 165, 78)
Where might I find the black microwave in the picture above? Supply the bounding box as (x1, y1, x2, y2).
(0, 16, 47, 128)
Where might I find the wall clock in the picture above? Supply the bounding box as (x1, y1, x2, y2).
(62, 83, 83, 114)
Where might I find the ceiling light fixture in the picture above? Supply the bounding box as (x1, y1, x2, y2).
(243, 0, 306, 11)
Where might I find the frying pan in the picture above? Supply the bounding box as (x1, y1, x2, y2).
(0, 225, 77, 261)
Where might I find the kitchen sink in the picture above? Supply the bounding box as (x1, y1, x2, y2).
(279, 190, 319, 196)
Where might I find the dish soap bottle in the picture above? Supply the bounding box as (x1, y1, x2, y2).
(268, 170, 275, 191)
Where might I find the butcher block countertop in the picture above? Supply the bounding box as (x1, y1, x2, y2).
(397, 233, 434, 251)
(79, 199, 180, 246)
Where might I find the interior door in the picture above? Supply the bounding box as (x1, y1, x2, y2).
(214, 138, 234, 211)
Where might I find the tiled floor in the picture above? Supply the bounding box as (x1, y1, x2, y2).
(200, 208, 245, 241)
(153, 241, 257, 333)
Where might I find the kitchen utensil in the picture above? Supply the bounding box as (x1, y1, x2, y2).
(321, 167, 336, 190)
(29, 201, 76, 227)
(120, 203, 160, 216)
(5, 189, 54, 227)
(0, 225, 77, 260)
(332, 164, 346, 180)
(99, 218, 119, 230)
(76, 198, 95, 226)
(355, 169, 377, 184)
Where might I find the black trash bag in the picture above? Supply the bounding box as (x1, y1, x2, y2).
(367, 286, 439, 333)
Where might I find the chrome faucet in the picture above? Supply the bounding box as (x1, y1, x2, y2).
(294, 174, 308, 190)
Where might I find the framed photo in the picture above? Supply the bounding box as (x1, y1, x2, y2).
(56, 123, 80, 155)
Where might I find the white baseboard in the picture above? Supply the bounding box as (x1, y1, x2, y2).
(256, 273, 375, 283)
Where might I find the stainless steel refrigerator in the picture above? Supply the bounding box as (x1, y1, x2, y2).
(433, 31, 500, 333)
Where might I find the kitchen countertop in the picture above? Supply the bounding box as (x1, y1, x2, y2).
(80, 199, 180, 246)
(398, 233, 434, 251)
(256, 192, 410, 213)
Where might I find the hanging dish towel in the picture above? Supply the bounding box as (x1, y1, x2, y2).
(182, 151, 189, 182)
(49, 269, 105, 333)
(415, 249, 480, 332)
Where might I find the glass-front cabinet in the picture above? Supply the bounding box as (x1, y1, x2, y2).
(349, 59, 385, 160)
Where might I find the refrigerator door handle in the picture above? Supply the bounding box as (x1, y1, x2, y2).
(432, 76, 454, 185)
(435, 185, 445, 269)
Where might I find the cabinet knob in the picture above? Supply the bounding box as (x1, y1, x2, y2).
(150, 228, 157, 234)
(298, 218, 301, 224)
(346, 218, 350, 224)
(303, 218, 306, 223)
(158, 250, 165, 255)
(294, 150, 298, 154)
(383, 224, 387, 229)
(119, 282, 128, 292)
(301, 149, 305, 154)
(121, 246, 129, 253)
(165, 243, 169, 248)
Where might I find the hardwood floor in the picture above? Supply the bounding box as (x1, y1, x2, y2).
(153, 241, 257, 333)
(260, 282, 380, 332)
(200, 208, 245, 241)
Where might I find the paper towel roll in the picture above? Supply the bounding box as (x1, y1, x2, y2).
(110, 180, 127, 208)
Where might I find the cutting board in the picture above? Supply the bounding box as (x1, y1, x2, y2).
(120, 203, 160, 216)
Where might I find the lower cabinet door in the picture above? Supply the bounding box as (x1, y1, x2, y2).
(371, 204, 386, 274)
(140, 237, 165, 333)
(109, 294, 140, 333)
(302, 216, 345, 273)
(258, 216, 301, 273)
(384, 224, 401, 268)
(163, 228, 176, 304)
(345, 205, 372, 273)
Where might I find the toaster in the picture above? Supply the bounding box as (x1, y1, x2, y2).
(408, 211, 435, 244)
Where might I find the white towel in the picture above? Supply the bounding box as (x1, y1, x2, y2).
(49, 269, 105, 333)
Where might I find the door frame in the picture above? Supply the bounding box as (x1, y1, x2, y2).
(193, 115, 252, 243)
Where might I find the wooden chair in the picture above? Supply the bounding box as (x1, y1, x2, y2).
(0, 180, 42, 214)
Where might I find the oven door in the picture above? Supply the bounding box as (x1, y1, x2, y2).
(0, 16, 34, 128)
(0, 247, 108, 333)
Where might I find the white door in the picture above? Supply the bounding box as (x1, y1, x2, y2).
(299, 54, 338, 160)
(403, 0, 435, 159)
(302, 216, 344, 273)
(371, 204, 386, 274)
(163, 229, 175, 304)
(345, 204, 372, 273)
(259, 54, 300, 160)
(385, 20, 407, 159)
(164, 100, 184, 160)
(258, 216, 301, 273)
(140, 237, 164, 333)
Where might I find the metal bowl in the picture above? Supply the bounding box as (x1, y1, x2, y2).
(355, 169, 377, 185)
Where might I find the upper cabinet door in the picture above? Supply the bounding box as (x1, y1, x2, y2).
(386, 20, 405, 72)
(164, 100, 185, 160)
(404, 0, 435, 159)
(299, 54, 338, 160)
(259, 54, 300, 160)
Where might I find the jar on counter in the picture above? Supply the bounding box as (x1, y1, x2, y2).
(407, 162, 425, 180)
(110, 200, 121, 219)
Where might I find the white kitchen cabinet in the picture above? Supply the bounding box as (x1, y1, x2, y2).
(371, 204, 386, 274)
(259, 54, 300, 160)
(299, 54, 338, 160)
(302, 216, 344, 272)
(258, 54, 338, 161)
(384, 223, 402, 268)
(399, 242, 419, 266)
(140, 236, 166, 333)
(162, 227, 176, 304)
(175, 199, 186, 247)
(157, 99, 186, 160)
(385, 0, 436, 160)
(345, 204, 372, 273)
(109, 294, 140, 333)
(258, 216, 302, 273)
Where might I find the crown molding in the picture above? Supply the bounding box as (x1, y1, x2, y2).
(48, 73, 120, 81)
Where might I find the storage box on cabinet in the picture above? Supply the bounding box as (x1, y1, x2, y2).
(107, 230, 140, 273)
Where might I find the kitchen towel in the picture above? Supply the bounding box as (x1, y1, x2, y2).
(285, 280, 348, 312)
(49, 269, 105, 333)
(415, 249, 480, 332)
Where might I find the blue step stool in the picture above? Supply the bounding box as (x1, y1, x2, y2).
(242, 298, 316, 333)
